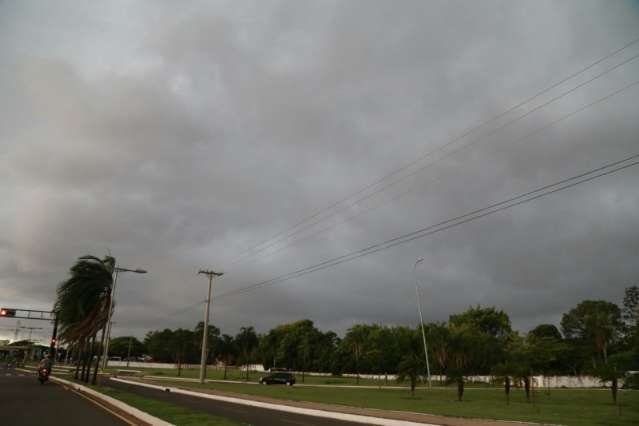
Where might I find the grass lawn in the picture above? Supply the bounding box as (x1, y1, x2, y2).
(149, 379, 638, 426)
(73, 380, 242, 426)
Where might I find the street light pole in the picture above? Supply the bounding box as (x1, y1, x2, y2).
(102, 266, 147, 369)
(414, 258, 432, 388)
(102, 267, 119, 369)
(198, 269, 223, 384)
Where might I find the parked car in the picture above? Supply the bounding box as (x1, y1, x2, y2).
(259, 371, 296, 386)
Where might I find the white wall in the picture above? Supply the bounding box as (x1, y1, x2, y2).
(106, 361, 267, 371)
(104, 361, 618, 388)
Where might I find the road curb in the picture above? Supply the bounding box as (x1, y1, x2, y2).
(112, 377, 439, 426)
(51, 376, 174, 426)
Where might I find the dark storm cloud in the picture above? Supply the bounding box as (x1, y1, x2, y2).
(1, 0, 638, 341)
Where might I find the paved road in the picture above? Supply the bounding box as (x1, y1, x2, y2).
(0, 363, 127, 426)
(107, 377, 368, 426)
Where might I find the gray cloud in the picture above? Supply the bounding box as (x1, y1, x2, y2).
(1, 0, 638, 342)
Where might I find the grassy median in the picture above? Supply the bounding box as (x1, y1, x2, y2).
(146, 379, 638, 426)
(70, 379, 242, 426)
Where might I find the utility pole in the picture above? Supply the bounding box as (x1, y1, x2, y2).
(198, 269, 223, 384)
(101, 265, 147, 369)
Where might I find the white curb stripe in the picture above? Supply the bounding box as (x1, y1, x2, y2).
(53, 376, 174, 426)
(111, 378, 440, 426)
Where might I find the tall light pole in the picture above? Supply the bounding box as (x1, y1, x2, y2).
(414, 258, 432, 388)
(198, 269, 223, 384)
(102, 266, 147, 369)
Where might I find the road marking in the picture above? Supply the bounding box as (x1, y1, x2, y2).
(66, 386, 137, 426)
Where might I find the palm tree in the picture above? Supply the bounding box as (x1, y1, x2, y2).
(446, 324, 483, 401)
(235, 327, 258, 381)
(54, 255, 115, 384)
(426, 322, 450, 384)
(343, 325, 368, 384)
(397, 353, 424, 397)
(218, 334, 237, 380)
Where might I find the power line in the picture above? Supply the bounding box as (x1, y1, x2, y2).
(149, 299, 207, 321)
(232, 50, 639, 266)
(217, 151, 639, 299)
(228, 36, 639, 265)
(228, 36, 639, 267)
(229, 65, 639, 266)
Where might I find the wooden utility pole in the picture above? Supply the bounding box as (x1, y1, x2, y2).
(198, 269, 224, 384)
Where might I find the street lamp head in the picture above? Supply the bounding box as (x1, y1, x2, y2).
(115, 266, 148, 274)
(198, 269, 224, 277)
(416, 257, 424, 264)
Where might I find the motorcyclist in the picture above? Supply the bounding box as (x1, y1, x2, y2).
(38, 353, 53, 374)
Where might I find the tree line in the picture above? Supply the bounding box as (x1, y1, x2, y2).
(54, 255, 638, 402)
(119, 287, 639, 401)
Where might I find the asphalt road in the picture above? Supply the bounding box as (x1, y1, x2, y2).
(0, 362, 127, 426)
(107, 378, 368, 426)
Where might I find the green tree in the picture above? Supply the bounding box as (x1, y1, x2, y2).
(622, 285, 639, 328)
(218, 334, 237, 380)
(507, 334, 536, 402)
(449, 306, 513, 339)
(528, 324, 562, 341)
(561, 300, 623, 367)
(195, 321, 221, 364)
(396, 353, 424, 397)
(527, 325, 565, 379)
(622, 286, 639, 358)
(594, 358, 623, 403)
(446, 324, 487, 402)
(144, 329, 176, 362)
(493, 360, 515, 405)
(316, 331, 339, 374)
(425, 322, 450, 382)
(259, 330, 279, 372)
(259, 319, 325, 376)
(235, 326, 259, 381)
(449, 306, 512, 373)
(171, 328, 198, 376)
(108, 336, 145, 359)
(341, 324, 370, 384)
(54, 255, 115, 384)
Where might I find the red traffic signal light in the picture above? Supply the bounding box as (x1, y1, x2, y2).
(0, 308, 16, 317)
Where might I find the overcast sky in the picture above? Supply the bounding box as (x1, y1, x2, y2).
(1, 0, 639, 343)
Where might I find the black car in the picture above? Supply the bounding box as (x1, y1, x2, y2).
(259, 371, 296, 386)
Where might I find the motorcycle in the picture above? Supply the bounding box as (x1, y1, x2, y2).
(37, 367, 50, 384)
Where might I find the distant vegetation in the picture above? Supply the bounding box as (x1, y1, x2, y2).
(105, 286, 639, 402)
(54, 254, 637, 402)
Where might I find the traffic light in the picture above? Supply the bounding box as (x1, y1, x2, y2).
(0, 308, 16, 317)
